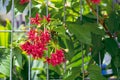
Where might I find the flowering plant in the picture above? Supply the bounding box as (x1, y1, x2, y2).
(0, 0, 120, 80)
(20, 13, 66, 66)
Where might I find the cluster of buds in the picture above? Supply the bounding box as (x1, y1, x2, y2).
(21, 29, 51, 59)
(19, 0, 29, 5)
(46, 49, 66, 66)
(30, 13, 50, 25)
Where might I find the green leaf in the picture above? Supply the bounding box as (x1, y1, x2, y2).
(63, 67, 81, 80)
(71, 50, 85, 62)
(88, 64, 107, 80)
(13, 47, 23, 68)
(0, 73, 5, 78)
(50, 0, 63, 7)
(106, 12, 120, 33)
(103, 38, 120, 75)
(91, 33, 104, 64)
(31, 7, 40, 17)
(110, 49, 120, 71)
(65, 39, 75, 60)
(49, 69, 61, 79)
(25, 7, 40, 23)
(103, 38, 119, 57)
(20, 54, 28, 80)
(114, 55, 120, 68)
(67, 22, 104, 45)
(32, 0, 40, 5)
(34, 0, 44, 3)
(0, 55, 10, 77)
(67, 56, 90, 69)
(49, 65, 62, 76)
(53, 26, 66, 34)
(6, 0, 12, 13)
(111, 59, 117, 75)
(14, 0, 28, 12)
(0, 49, 9, 62)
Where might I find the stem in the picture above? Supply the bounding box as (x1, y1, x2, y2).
(86, 0, 113, 38)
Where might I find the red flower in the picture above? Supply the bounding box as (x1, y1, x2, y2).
(30, 13, 51, 25)
(40, 29, 51, 44)
(20, 41, 32, 55)
(20, 0, 29, 5)
(91, 0, 100, 4)
(21, 29, 51, 59)
(31, 43, 46, 59)
(44, 14, 51, 23)
(28, 29, 37, 41)
(30, 13, 42, 25)
(21, 41, 47, 59)
(46, 49, 66, 66)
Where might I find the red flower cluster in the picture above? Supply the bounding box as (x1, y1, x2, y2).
(20, 0, 29, 5)
(30, 13, 42, 25)
(30, 13, 51, 25)
(40, 29, 51, 44)
(91, 0, 100, 4)
(21, 29, 51, 59)
(43, 14, 51, 23)
(28, 29, 37, 41)
(46, 49, 66, 66)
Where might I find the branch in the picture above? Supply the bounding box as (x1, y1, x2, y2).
(86, 0, 113, 38)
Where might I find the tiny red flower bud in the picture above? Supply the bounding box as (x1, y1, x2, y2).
(91, 0, 100, 4)
(20, 0, 29, 5)
(44, 14, 51, 23)
(30, 13, 42, 25)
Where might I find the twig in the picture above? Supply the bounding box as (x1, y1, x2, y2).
(86, 0, 113, 38)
